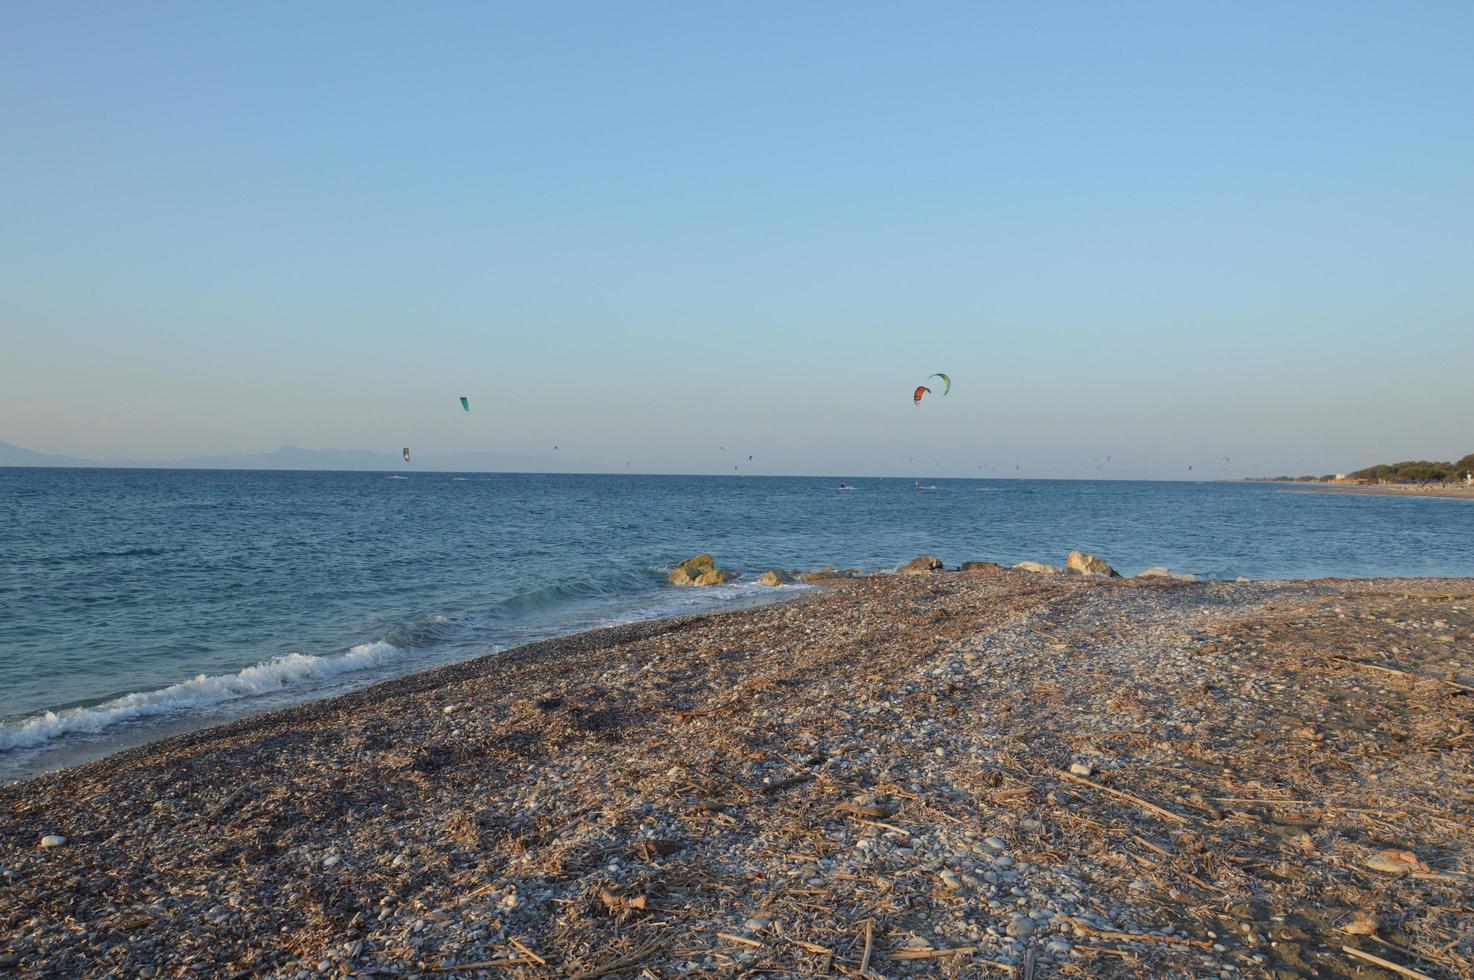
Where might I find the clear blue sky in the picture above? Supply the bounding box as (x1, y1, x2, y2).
(3, 2, 1470, 477)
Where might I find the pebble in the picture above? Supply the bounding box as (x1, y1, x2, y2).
(1068, 762, 1094, 777)
(39, 835, 66, 848)
(983, 836, 1008, 852)
(1007, 915, 1036, 939)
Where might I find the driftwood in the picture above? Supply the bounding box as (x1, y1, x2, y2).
(1056, 770, 1192, 824)
(1341, 944, 1437, 980)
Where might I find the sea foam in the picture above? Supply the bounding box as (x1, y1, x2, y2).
(0, 641, 405, 752)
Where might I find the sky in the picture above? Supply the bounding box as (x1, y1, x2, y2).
(2, 2, 1471, 479)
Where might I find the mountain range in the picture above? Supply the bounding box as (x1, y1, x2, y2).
(0, 440, 552, 472)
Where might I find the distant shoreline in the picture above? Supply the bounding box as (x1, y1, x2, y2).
(1280, 482, 1474, 500)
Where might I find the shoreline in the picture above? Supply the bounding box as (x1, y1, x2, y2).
(1280, 482, 1474, 500)
(3, 567, 1471, 977)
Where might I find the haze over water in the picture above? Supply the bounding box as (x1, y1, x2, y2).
(3, 466, 1471, 781)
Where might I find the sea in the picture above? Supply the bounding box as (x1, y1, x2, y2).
(3, 467, 1472, 783)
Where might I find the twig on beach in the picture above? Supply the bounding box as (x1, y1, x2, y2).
(883, 945, 977, 960)
(1062, 917, 1212, 949)
(717, 932, 764, 948)
(570, 936, 670, 979)
(1341, 945, 1437, 980)
(1056, 770, 1192, 824)
(1075, 943, 1138, 962)
(429, 957, 537, 972)
(509, 937, 547, 966)
(759, 773, 814, 795)
(844, 815, 910, 837)
(1329, 656, 1474, 693)
(858, 918, 874, 976)
(206, 783, 250, 823)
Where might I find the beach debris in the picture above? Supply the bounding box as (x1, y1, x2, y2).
(897, 555, 943, 575)
(1068, 761, 1095, 777)
(1066, 551, 1121, 577)
(1364, 849, 1430, 875)
(1339, 910, 1379, 935)
(38, 835, 66, 849)
(913, 385, 931, 405)
(1012, 560, 1062, 574)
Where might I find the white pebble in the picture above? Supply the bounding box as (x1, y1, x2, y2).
(39, 835, 66, 849)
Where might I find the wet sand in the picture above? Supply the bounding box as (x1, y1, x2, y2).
(2, 567, 1472, 978)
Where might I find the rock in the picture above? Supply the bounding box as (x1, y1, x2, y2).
(1066, 551, 1121, 577)
(668, 567, 699, 587)
(1007, 915, 1036, 939)
(757, 570, 792, 586)
(694, 569, 732, 586)
(959, 561, 1002, 572)
(0, 954, 19, 968)
(897, 555, 944, 575)
(1012, 561, 1061, 575)
(1365, 849, 1429, 874)
(677, 554, 716, 573)
(798, 568, 857, 583)
(1069, 762, 1094, 777)
(1136, 566, 1198, 583)
(939, 870, 963, 890)
(39, 835, 66, 849)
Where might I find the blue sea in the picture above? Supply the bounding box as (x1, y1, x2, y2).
(2, 467, 1472, 782)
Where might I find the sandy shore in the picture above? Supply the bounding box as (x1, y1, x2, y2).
(3, 567, 1472, 978)
(1282, 483, 1474, 500)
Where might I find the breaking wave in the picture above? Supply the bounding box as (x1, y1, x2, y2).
(0, 641, 406, 752)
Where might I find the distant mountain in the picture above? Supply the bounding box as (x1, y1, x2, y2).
(163, 445, 403, 470)
(0, 440, 101, 468)
(0, 439, 555, 472)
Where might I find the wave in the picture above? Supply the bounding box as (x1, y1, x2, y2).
(0, 641, 405, 752)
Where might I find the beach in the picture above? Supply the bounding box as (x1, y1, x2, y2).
(1281, 484, 1474, 501)
(2, 565, 1470, 978)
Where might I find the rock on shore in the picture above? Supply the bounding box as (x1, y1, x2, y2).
(897, 555, 943, 575)
(669, 554, 736, 586)
(1066, 550, 1121, 577)
(1012, 560, 1062, 574)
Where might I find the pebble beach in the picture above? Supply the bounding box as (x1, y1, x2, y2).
(2, 563, 1471, 978)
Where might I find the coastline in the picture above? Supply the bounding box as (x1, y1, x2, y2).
(3, 567, 1471, 978)
(1280, 483, 1474, 500)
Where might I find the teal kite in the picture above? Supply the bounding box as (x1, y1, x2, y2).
(459, 396, 470, 412)
(929, 373, 951, 395)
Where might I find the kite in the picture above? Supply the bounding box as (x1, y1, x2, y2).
(402, 447, 411, 463)
(459, 397, 470, 412)
(913, 385, 932, 406)
(929, 373, 952, 395)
